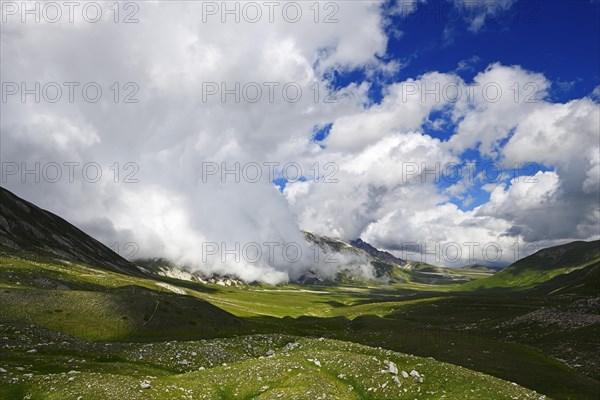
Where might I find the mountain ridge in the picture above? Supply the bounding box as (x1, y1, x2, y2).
(0, 186, 139, 275)
(460, 239, 600, 293)
(350, 237, 407, 267)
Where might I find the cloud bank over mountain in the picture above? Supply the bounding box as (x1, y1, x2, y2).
(2, 1, 599, 283)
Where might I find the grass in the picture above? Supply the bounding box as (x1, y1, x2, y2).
(459, 241, 600, 293)
(0, 325, 543, 400)
(1, 253, 599, 399)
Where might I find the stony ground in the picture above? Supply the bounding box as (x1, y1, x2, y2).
(0, 323, 545, 400)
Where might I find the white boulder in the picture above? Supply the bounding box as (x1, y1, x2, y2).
(410, 370, 423, 383)
(384, 360, 398, 375)
(140, 380, 152, 389)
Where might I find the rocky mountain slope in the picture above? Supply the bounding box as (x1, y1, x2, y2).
(0, 187, 138, 275)
(0, 187, 494, 286)
(301, 231, 493, 285)
(350, 238, 407, 266)
(135, 232, 494, 286)
(135, 257, 245, 287)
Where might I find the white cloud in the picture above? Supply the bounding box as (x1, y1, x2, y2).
(449, 63, 551, 157)
(453, 0, 518, 32)
(502, 99, 599, 168)
(324, 71, 463, 152)
(2, 2, 598, 280)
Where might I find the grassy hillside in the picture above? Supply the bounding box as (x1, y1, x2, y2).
(0, 188, 598, 399)
(0, 325, 543, 400)
(0, 258, 553, 399)
(0, 256, 248, 340)
(459, 240, 600, 292)
(1, 254, 599, 398)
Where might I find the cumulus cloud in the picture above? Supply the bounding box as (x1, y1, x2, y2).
(287, 63, 598, 267)
(1, 1, 598, 280)
(1, 1, 388, 283)
(324, 71, 463, 152)
(448, 63, 551, 156)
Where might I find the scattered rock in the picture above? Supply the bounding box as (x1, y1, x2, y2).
(283, 342, 299, 352)
(307, 358, 322, 367)
(401, 370, 409, 379)
(410, 370, 423, 383)
(140, 380, 152, 389)
(26, 349, 37, 354)
(384, 360, 398, 374)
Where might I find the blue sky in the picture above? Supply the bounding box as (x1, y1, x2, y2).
(322, 1, 600, 100)
(322, 0, 600, 211)
(387, 0, 599, 100)
(327, 0, 599, 114)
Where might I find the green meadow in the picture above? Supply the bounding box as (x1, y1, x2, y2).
(1, 245, 599, 399)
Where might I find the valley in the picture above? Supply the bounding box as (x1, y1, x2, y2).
(0, 187, 599, 399)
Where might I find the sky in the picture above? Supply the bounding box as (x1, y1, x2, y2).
(1, 0, 599, 283)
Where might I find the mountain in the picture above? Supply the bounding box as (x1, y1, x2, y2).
(350, 238, 407, 266)
(0, 186, 494, 287)
(0, 186, 138, 275)
(0, 186, 243, 340)
(1, 187, 596, 399)
(461, 240, 600, 293)
(298, 232, 374, 284)
(302, 232, 492, 285)
(531, 258, 600, 295)
(135, 257, 244, 287)
(302, 231, 363, 256)
(460, 263, 504, 273)
(134, 233, 442, 286)
(302, 231, 415, 284)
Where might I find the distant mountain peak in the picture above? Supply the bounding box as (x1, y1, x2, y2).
(349, 238, 407, 267)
